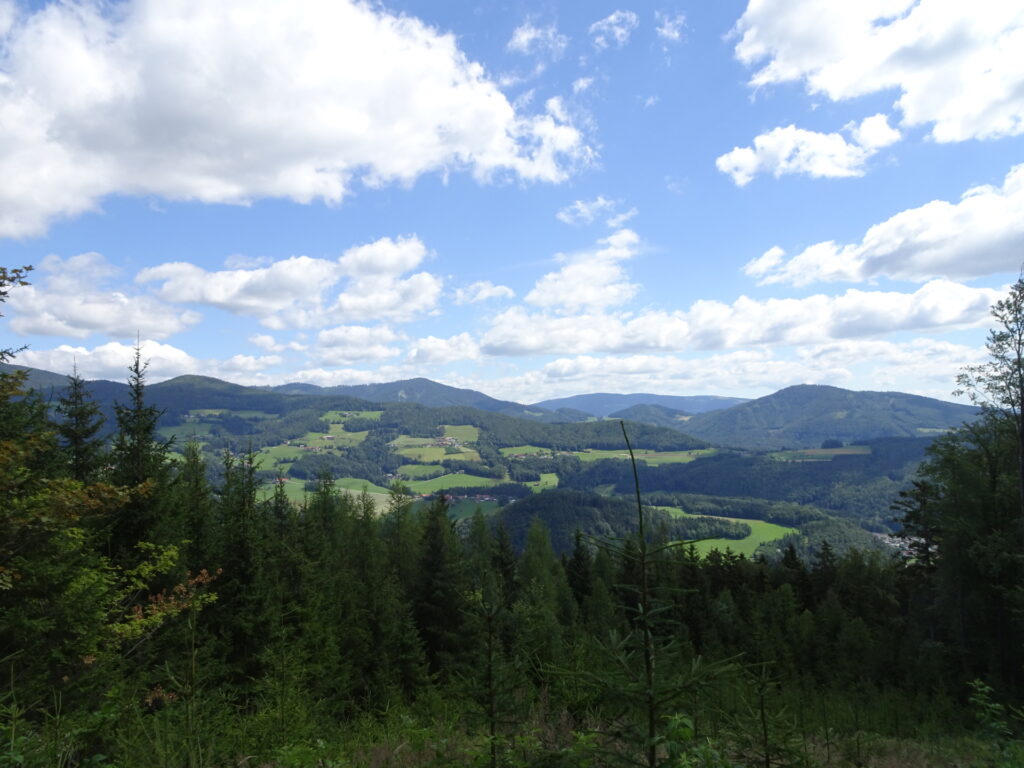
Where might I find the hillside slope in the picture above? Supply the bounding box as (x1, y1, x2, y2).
(271, 377, 577, 422)
(681, 384, 978, 450)
(533, 392, 747, 416)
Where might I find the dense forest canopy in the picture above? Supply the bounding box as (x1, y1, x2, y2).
(2, 267, 1024, 767)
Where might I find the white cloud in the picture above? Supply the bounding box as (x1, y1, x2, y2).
(507, 21, 568, 59)
(749, 163, 1024, 285)
(220, 354, 283, 373)
(589, 10, 639, 50)
(483, 280, 997, 356)
(454, 281, 515, 304)
(655, 12, 685, 42)
(525, 228, 641, 313)
(850, 113, 901, 150)
(249, 333, 306, 352)
(338, 236, 427, 277)
(408, 333, 480, 365)
(137, 256, 340, 320)
(18, 340, 202, 381)
(572, 77, 594, 94)
(137, 236, 444, 327)
(0, 0, 590, 238)
(314, 325, 401, 365)
(556, 195, 616, 225)
(7, 252, 200, 340)
(716, 124, 875, 186)
(732, 1, 1024, 142)
(606, 207, 638, 228)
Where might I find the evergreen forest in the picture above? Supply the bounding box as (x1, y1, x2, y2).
(3, 263, 1024, 767)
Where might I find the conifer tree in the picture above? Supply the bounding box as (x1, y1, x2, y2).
(55, 367, 106, 483)
(414, 494, 469, 676)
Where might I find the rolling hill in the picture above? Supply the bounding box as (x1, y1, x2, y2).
(532, 392, 747, 416)
(679, 384, 979, 450)
(269, 377, 578, 422)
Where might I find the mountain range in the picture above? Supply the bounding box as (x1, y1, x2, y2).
(1, 363, 978, 450)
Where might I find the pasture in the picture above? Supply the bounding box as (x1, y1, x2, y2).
(660, 506, 796, 558)
(576, 448, 715, 465)
(443, 424, 479, 442)
(408, 473, 501, 494)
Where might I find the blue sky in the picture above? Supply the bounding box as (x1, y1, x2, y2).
(1, 0, 1023, 403)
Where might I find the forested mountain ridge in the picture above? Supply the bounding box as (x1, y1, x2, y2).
(268, 376, 584, 422)
(533, 391, 748, 416)
(681, 383, 979, 450)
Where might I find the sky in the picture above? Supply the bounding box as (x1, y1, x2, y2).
(1, 0, 1023, 404)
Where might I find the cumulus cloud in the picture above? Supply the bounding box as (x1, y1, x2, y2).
(454, 281, 515, 304)
(589, 10, 639, 50)
(408, 333, 480, 365)
(137, 236, 443, 327)
(850, 113, 902, 150)
(732, 1, 1024, 142)
(748, 163, 1024, 285)
(7, 252, 200, 339)
(483, 280, 998, 356)
(0, 0, 591, 238)
(655, 12, 685, 42)
(507, 21, 568, 59)
(314, 325, 401, 365)
(716, 123, 888, 186)
(249, 333, 306, 352)
(17, 339, 202, 381)
(525, 228, 641, 313)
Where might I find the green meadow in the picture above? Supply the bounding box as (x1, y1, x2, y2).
(576, 448, 715, 465)
(527, 472, 559, 493)
(408, 473, 501, 494)
(500, 444, 550, 456)
(660, 506, 796, 557)
(443, 424, 479, 442)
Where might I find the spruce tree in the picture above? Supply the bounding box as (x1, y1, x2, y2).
(55, 367, 106, 483)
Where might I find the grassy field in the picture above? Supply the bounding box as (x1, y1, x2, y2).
(413, 498, 500, 519)
(660, 506, 797, 557)
(576, 448, 716, 465)
(323, 409, 382, 422)
(500, 445, 550, 456)
(258, 477, 392, 512)
(392, 435, 481, 463)
(260, 444, 306, 462)
(770, 445, 871, 461)
(408, 473, 501, 494)
(325, 423, 369, 445)
(527, 472, 559, 493)
(188, 409, 226, 417)
(159, 423, 213, 440)
(394, 444, 449, 462)
(443, 424, 480, 442)
(334, 477, 391, 495)
(397, 463, 446, 479)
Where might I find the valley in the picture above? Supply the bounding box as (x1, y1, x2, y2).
(6, 361, 976, 560)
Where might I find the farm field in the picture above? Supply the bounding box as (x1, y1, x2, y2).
(392, 438, 481, 463)
(576, 448, 715, 465)
(443, 424, 479, 442)
(769, 445, 871, 461)
(396, 463, 446, 479)
(415, 498, 500, 520)
(323, 409, 382, 421)
(500, 445, 551, 457)
(660, 506, 797, 557)
(527, 472, 559, 493)
(408, 473, 501, 494)
(159, 423, 213, 439)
